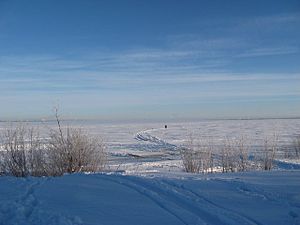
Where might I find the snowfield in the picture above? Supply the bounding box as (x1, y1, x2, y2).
(1, 119, 300, 225)
(0, 171, 300, 225)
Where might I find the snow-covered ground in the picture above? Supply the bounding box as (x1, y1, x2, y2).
(0, 171, 300, 225)
(1, 119, 300, 173)
(1, 119, 300, 225)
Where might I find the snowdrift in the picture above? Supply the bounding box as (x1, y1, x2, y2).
(1, 171, 300, 225)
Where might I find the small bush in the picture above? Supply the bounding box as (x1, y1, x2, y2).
(293, 135, 300, 158)
(0, 123, 106, 177)
(181, 135, 253, 173)
(0, 126, 47, 177)
(235, 136, 250, 172)
(221, 139, 236, 172)
(181, 135, 213, 173)
(261, 134, 278, 170)
(47, 128, 106, 176)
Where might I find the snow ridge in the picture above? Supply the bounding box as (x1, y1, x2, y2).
(135, 129, 177, 151)
(103, 175, 261, 225)
(0, 178, 82, 225)
(1, 172, 300, 225)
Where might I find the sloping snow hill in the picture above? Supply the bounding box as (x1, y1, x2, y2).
(0, 171, 300, 225)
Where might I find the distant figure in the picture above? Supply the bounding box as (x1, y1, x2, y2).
(165, 125, 167, 129)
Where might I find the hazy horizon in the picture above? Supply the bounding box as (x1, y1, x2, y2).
(0, 0, 299, 121)
(1, 114, 300, 124)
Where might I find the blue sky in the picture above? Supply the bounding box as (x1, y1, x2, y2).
(0, 0, 299, 121)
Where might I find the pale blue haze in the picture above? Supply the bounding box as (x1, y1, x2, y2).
(0, 0, 299, 121)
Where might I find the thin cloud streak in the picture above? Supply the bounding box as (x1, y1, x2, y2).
(237, 47, 299, 57)
(1, 52, 299, 91)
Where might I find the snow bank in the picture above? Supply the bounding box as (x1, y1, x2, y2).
(1, 171, 300, 225)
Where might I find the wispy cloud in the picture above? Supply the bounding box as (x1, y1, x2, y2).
(237, 47, 299, 57)
(247, 12, 300, 26)
(1, 52, 299, 99)
(0, 48, 229, 78)
(2, 13, 299, 78)
(165, 12, 300, 60)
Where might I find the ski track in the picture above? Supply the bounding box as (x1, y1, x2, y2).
(123, 176, 223, 225)
(101, 174, 262, 225)
(0, 178, 82, 225)
(1, 173, 300, 225)
(100, 174, 195, 225)
(135, 129, 177, 151)
(213, 178, 281, 203)
(0, 179, 40, 225)
(161, 179, 262, 225)
(212, 178, 300, 224)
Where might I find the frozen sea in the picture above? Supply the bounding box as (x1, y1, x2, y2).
(1, 118, 300, 173)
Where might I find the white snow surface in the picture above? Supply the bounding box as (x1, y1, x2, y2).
(2, 119, 300, 172)
(1, 119, 300, 225)
(1, 171, 300, 225)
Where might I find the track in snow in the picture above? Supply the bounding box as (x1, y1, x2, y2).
(0, 178, 82, 225)
(101, 174, 263, 225)
(1, 172, 300, 225)
(135, 129, 177, 151)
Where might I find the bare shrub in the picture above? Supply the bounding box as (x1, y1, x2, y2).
(180, 134, 200, 173)
(235, 136, 250, 172)
(204, 138, 214, 173)
(43, 108, 107, 176)
(26, 128, 47, 176)
(47, 128, 106, 176)
(0, 110, 107, 177)
(219, 136, 252, 172)
(261, 134, 278, 170)
(0, 126, 47, 177)
(221, 138, 236, 173)
(293, 135, 300, 158)
(181, 135, 213, 173)
(181, 147, 201, 173)
(0, 126, 27, 177)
